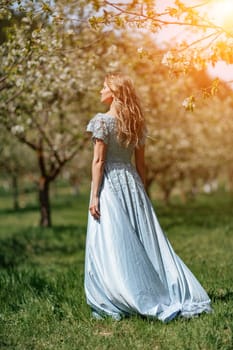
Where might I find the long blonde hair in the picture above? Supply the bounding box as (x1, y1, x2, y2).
(105, 73, 146, 148)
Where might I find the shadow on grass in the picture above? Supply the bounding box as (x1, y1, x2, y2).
(0, 235, 29, 268)
(1, 191, 232, 270)
(0, 224, 86, 269)
(0, 199, 83, 215)
(208, 289, 233, 302)
(155, 194, 233, 230)
(0, 190, 89, 215)
(0, 204, 39, 215)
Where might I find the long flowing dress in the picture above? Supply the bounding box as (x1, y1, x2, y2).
(84, 113, 212, 322)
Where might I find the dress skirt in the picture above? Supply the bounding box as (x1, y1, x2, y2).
(84, 162, 212, 322)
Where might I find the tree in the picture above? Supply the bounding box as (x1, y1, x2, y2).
(135, 55, 233, 201)
(0, 127, 37, 210)
(109, 32, 233, 202)
(89, 0, 233, 74)
(1, 0, 233, 217)
(0, 1, 113, 226)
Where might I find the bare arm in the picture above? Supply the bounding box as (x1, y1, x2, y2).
(135, 145, 146, 187)
(89, 139, 107, 219)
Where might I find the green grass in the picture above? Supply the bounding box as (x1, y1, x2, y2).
(0, 186, 233, 350)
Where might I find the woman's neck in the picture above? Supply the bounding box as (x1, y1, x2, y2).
(108, 104, 117, 118)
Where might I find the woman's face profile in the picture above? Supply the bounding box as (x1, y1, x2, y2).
(100, 80, 113, 105)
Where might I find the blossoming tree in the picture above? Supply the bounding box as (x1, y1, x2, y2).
(0, 1, 113, 226)
(1, 0, 233, 223)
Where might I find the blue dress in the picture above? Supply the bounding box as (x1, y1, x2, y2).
(84, 113, 212, 322)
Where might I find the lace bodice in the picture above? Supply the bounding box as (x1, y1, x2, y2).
(86, 113, 135, 163)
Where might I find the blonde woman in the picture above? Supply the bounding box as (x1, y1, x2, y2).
(85, 73, 211, 322)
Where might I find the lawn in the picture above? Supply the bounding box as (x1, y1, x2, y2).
(0, 185, 233, 350)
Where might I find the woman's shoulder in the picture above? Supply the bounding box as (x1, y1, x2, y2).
(87, 113, 116, 130)
(96, 112, 116, 121)
(89, 112, 115, 122)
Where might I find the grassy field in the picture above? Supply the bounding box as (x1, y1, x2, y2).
(0, 185, 233, 350)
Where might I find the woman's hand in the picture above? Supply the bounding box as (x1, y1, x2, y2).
(89, 196, 100, 220)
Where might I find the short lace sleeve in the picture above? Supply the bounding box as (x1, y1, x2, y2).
(86, 114, 109, 144)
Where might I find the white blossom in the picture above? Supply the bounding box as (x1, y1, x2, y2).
(35, 71, 42, 78)
(32, 30, 39, 39)
(51, 39, 58, 46)
(203, 183, 211, 193)
(45, 73, 52, 80)
(108, 61, 119, 70)
(15, 79, 24, 87)
(11, 125, 24, 135)
(21, 17, 31, 24)
(182, 98, 189, 108)
(35, 101, 43, 112)
(182, 97, 196, 111)
(161, 51, 174, 66)
(41, 91, 53, 99)
(39, 56, 46, 63)
(107, 45, 117, 55)
(59, 73, 67, 80)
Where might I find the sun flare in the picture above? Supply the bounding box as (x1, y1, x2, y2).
(208, 0, 233, 28)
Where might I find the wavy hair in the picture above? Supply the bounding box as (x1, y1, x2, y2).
(105, 73, 146, 148)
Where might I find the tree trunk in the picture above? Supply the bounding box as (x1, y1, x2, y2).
(163, 186, 172, 205)
(39, 176, 51, 227)
(12, 174, 19, 210)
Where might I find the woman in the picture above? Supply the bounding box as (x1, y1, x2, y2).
(84, 73, 211, 322)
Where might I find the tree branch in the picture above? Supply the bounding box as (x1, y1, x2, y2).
(0, 82, 10, 92)
(0, 75, 8, 84)
(0, 117, 38, 151)
(33, 118, 63, 166)
(104, 1, 227, 34)
(5, 88, 24, 104)
(16, 134, 38, 151)
(175, 31, 221, 53)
